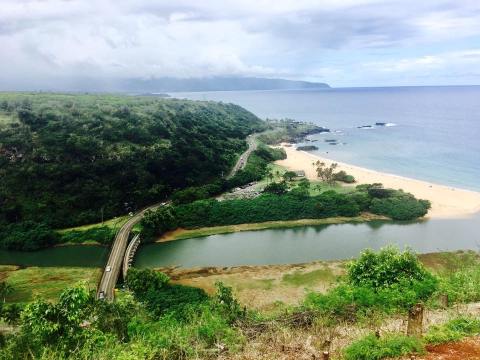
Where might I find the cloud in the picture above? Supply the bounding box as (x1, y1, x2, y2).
(1, 0, 480, 88)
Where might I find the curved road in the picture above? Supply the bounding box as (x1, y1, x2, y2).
(227, 134, 258, 179)
(96, 206, 158, 300)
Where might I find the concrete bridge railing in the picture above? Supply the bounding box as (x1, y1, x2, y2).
(122, 234, 141, 279)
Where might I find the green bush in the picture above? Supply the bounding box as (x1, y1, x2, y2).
(425, 317, 480, 345)
(334, 170, 356, 183)
(369, 192, 430, 220)
(143, 284, 208, 318)
(305, 277, 437, 319)
(305, 248, 438, 319)
(347, 247, 434, 288)
(126, 268, 208, 318)
(125, 268, 170, 294)
(439, 265, 480, 303)
(344, 333, 424, 360)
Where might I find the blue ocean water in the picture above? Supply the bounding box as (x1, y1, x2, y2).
(173, 86, 480, 191)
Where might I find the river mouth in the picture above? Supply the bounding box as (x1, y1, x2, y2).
(133, 213, 480, 268)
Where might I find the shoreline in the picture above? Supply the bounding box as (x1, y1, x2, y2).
(276, 145, 480, 219)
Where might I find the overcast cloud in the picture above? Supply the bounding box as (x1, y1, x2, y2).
(1, 0, 480, 88)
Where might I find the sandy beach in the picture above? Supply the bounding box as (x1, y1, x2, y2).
(276, 145, 480, 219)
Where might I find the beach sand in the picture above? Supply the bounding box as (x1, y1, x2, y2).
(275, 145, 480, 219)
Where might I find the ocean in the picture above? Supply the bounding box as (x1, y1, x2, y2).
(173, 86, 480, 191)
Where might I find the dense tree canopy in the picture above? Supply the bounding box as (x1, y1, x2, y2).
(0, 93, 265, 229)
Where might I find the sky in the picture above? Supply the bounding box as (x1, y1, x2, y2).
(1, 0, 480, 88)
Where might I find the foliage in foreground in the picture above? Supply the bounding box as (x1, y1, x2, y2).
(344, 333, 424, 360)
(305, 248, 438, 320)
(424, 316, 480, 345)
(438, 262, 480, 304)
(0, 274, 245, 360)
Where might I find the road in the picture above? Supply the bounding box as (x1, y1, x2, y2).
(96, 205, 158, 301)
(227, 134, 258, 179)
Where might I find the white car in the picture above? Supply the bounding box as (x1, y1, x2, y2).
(105, 266, 111, 272)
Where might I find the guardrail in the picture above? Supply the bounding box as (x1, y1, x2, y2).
(122, 234, 141, 279)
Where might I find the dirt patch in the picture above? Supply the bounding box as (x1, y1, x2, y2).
(419, 337, 480, 360)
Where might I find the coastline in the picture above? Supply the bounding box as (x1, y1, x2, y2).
(276, 145, 480, 219)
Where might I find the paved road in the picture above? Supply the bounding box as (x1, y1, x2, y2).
(227, 134, 258, 179)
(96, 205, 158, 301)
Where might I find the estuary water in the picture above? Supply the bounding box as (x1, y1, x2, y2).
(135, 213, 480, 268)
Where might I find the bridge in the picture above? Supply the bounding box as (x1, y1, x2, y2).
(96, 205, 158, 301)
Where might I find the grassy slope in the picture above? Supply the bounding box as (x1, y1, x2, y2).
(0, 265, 101, 303)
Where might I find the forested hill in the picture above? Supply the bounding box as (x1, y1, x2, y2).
(0, 93, 265, 228)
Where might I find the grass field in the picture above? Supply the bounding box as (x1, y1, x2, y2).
(58, 215, 128, 233)
(0, 266, 101, 303)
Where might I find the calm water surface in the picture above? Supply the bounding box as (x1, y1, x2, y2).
(134, 214, 480, 268)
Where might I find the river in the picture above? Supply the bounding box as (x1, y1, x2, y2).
(3, 214, 478, 268)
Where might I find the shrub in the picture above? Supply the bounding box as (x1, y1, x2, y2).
(369, 192, 431, 220)
(305, 248, 438, 319)
(214, 282, 243, 324)
(334, 170, 356, 183)
(439, 265, 480, 304)
(347, 247, 433, 288)
(143, 284, 208, 318)
(125, 268, 170, 294)
(344, 333, 424, 360)
(425, 317, 480, 345)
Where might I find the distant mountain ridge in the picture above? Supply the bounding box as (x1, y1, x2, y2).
(121, 77, 330, 92)
(0, 76, 329, 93)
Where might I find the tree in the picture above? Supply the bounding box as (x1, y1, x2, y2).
(313, 161, 338, 184)
(140, 206, 178, 242)
(282, 171, 297, 182)
(263, 181, 288, 195)
(125, 268, 170, 295)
